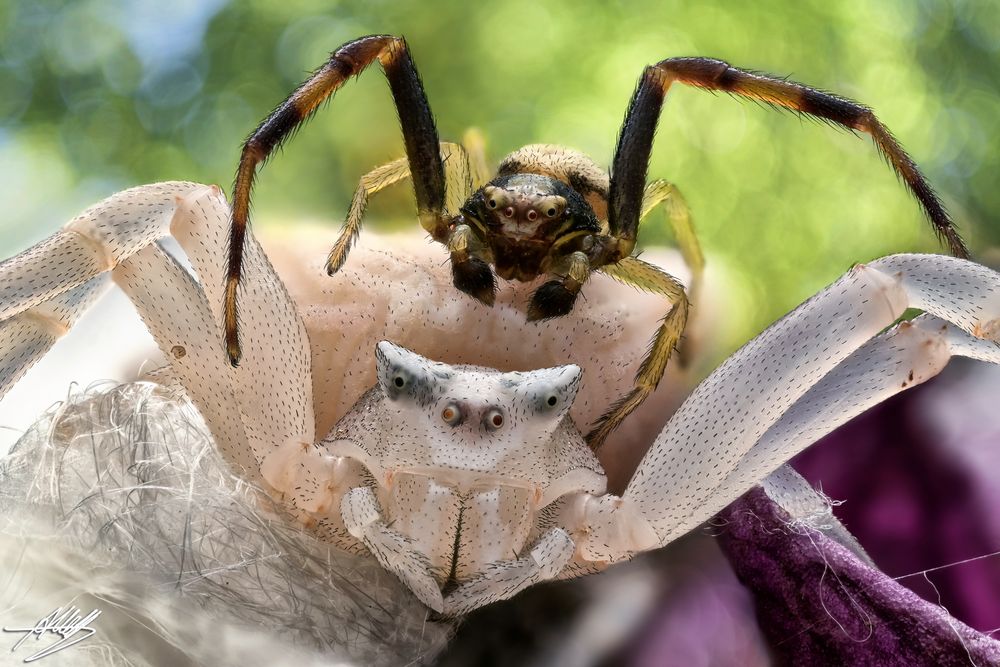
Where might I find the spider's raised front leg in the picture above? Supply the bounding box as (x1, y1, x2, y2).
(326, 140, 480, 275)
(226, 35, 447, 364)
(607, 57, 969, 261)
(565, 255, 1000, 562)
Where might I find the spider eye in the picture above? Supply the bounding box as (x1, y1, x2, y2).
(547, 207, 557, 217)
(484, 408, 504, 430)
(488, 199, 497, 209)
(393, 376, 405, 388)
(547, 395, 557, 407)
(441, 403, 462, 426)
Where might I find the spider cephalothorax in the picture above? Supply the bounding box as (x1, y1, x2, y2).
(458, 172, 600, 296)
(221, 35, 970, 447)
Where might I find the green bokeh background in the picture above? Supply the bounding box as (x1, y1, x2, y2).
(2, 0, 999, 356)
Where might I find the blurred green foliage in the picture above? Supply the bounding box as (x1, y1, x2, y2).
(2, 0, 999, 355)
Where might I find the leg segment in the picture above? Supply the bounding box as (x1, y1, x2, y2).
(325, 156, 411, 275)
(0, 277, 109, 401)
(112, 243, 257, 478)
(607, 58, 968, 263)
(700, 312, 1000, 538)
(341, 486, 444, 612)
(641, 179, 704, 290)
(589, 256, 689, 449)
(442, 527, 575, 617)
(461, 127, 491, 190)
(226, 35, 446, 365)
(0, 182, 203, 403)
(326, 141, 474, 275)
(0, 182, 203, 322)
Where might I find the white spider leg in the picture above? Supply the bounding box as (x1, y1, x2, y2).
(112, 243, 256, 478)
(0, 276, 110, 399)
(0, 182, 204, 322)
(341, 486, 444, 612)
(168, 187, 316, 461)
(442, 527, 575, 617)
(590, 254, 1000, 557)
(760, 465, 873, 565)
(690, 314, 1000, 539)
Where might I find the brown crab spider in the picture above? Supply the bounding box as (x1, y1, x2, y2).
(223, 35, 969, 449)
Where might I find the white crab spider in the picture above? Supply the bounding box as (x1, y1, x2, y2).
(1, 182, 999, 617)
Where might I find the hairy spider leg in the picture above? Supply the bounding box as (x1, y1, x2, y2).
(227, 35, 446, 365)
(608, 57, 969, 262)
(326, 141, 477, 275)
(640, 179, 704, 293)
(460, 128, 491, 191)
(590, 257, 689, 449)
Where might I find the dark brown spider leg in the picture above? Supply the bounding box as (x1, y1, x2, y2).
(226, 35, 445, 365)
(588, 256, 689, 450)
(606, 57, 968, 264)
(527, 251, 590, 321)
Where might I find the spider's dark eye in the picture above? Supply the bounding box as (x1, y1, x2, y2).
(546, 208, 556, 217)
(484, 408, 504, 430)
(394, 376, 405, 388)
(488, 199, 497, 209)
(547, 395, 558, 407)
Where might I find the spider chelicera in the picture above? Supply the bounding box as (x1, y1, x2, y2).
(222, 34, 968, 448)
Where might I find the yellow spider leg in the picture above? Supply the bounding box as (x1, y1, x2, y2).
(640, 179, 704, 292)
(461, 127, 490, 189)
(326, 142, 473, 275)
(442, 142, 474, 216)
(588, 256, 690, 449)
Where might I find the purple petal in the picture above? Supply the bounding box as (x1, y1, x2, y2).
(717, 486, 1000, 665)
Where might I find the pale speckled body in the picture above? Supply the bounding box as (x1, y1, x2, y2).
(284, 342, 606, 590)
